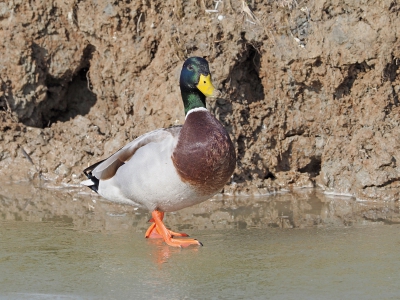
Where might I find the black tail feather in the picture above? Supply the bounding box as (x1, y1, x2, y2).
(83, 159, 105, 194)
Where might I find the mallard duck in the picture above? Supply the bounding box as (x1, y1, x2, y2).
(81, 57, 236, 247)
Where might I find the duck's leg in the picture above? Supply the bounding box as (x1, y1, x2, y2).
(145, 223, 162, 239)
(145, 210, 202, 247)
(145, 224, 190, 238)
(145, 211, 189, 238)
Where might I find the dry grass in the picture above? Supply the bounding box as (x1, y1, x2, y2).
(241, 1, 261, 25)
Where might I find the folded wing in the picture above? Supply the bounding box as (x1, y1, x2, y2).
(91, 128, 178, 181)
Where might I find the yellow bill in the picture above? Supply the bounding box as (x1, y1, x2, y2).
(197, 74, 217, 97)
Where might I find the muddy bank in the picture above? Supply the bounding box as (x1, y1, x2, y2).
(0, 0, 399, 201)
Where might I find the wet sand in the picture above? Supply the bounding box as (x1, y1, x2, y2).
(1, 184, 399, 299)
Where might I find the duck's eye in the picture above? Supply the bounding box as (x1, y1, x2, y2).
(187, 65, 194, 71)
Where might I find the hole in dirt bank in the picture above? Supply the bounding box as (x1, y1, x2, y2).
(47, 68, 97, 124)
(225, 44, 265, 104)
(299, 156, 321, 177)
(276, 147, 291, 172)
(20, 44, 97, 127)
(334, 61, 372, 100)
(382, 57, 399, 107)
(264, 172, 276, 180)
(382, 58, 399, 83)
(43, 44, 97, 127)
(313, 58, 322, 67)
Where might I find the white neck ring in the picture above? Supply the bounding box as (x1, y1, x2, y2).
(185, 107, 208, 119)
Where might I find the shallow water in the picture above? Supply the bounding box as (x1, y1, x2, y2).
(1, 183, 399, 299)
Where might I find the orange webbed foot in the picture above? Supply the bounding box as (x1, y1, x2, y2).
(145, 211, 202, 248)
(145, 215, 190, 238)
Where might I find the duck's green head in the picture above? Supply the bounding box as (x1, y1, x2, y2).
(180, 57, 217, 115)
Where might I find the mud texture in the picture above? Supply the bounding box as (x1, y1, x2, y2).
(0, 0, 399, 201)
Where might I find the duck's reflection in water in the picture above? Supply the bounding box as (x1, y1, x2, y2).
(0, 183, 399, 234)
(146, 238, 200, 266)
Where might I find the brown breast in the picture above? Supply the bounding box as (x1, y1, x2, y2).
(171, 110, 236, 195)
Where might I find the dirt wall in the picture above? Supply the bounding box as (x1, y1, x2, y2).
(0, 0, 399, 201)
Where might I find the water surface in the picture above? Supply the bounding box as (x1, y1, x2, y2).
(1, 184, 399, 299)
